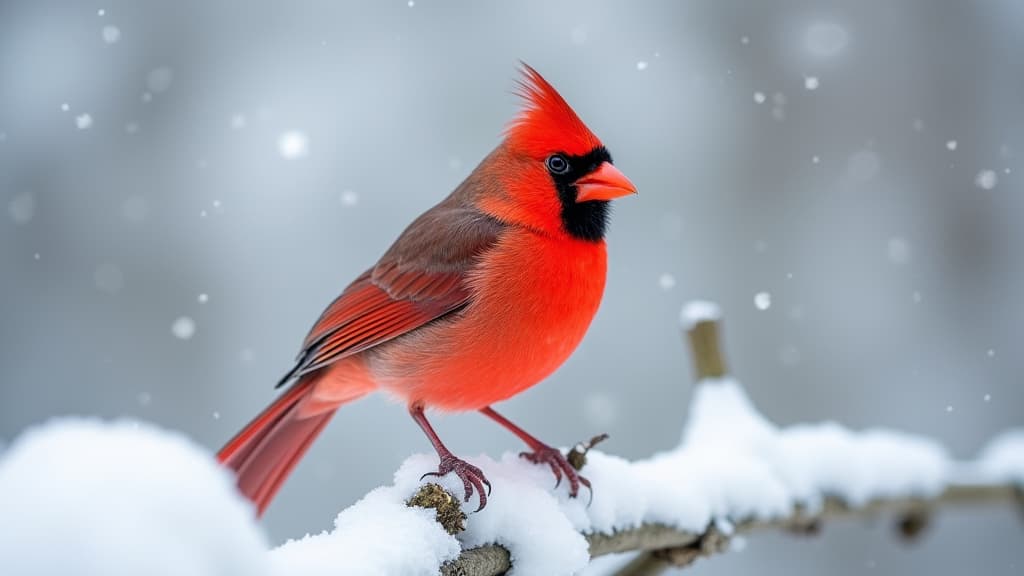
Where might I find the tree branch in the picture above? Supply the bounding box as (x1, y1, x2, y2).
(438, 482, 1022, 576)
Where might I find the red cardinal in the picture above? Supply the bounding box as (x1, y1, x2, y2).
(218, 64, 636, 515)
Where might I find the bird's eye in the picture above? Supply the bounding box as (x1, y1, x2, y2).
(546, 154, 570, 175)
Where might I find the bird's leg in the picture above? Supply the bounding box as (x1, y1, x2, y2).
(479, 406, 591, 499)
(409, 403, 491, 511)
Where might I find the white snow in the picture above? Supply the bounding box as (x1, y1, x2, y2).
(804, 76, 819, 90)
(754, 291, 772, 310)
(76, 113, 93, 130)
(946, 140, 958, 151)
(680, 300, 722, 329)
(101, 25, 120, 44)
(272, 479, 460, 576)
(340, 190, 359, 206)
(753, 91, 766, 104)
(978, 429, 1024, 484)
(658, 272, 676, 291)
(0, 419, 270, 576)
(278, 131, 309, 159)
(804, 21, 848, 58)
(198, 293, 210, 303)
(975, 169, 998, 190)
(171, 316, 196, 340)
(887, 236, 911, 264)
(636, 61, 648, 71)
(0, 375, 1010, 574)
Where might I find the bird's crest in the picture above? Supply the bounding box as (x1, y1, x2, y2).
(505, 63, 602, 158)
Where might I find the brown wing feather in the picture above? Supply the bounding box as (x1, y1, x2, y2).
(278, 198, 505, 387)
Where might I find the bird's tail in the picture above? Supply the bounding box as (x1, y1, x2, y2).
(217, 376, 346, 516)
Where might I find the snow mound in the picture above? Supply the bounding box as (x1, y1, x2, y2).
(680, 300, 722, 329)
(0, 418, 269, 576)
(0, 386, 1003, 576)
(272, 481, 460, 576)
(978, 429, 1024, 484)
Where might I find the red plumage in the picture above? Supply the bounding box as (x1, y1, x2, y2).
(218, 64, 636, 515)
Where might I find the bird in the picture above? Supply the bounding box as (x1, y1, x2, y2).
(217, 64, 636, 516)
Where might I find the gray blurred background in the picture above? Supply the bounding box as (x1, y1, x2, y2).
(2, 0, 1022, 573)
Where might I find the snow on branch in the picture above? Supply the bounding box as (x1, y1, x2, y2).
(0, 302, 1021, 576)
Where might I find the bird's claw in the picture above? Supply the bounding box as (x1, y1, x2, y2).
(421, 454, 492, 512)
(520, 445, 592, 502)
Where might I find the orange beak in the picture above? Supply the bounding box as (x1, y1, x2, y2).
(575, 162, 637, 203)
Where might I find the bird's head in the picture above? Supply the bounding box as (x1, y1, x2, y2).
(479, 64, 636, 242)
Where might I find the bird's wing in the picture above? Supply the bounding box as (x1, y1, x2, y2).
(278, 205, 503, 386)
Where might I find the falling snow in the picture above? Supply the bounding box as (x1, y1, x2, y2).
(230, 114, 247, 129)
(946, 140, 958, 151)
(278, 131, 309, 159)
(171, 317, 196, 340)
(754, 292, 772, 311)
(887, 237, 911, 264)
(753, 92, 766, 104)
(658, 273, 676, 291)
(804, 21, 848, 58)
(636, 61, 648, 71)
(974, 169, 998, 190)
(804, 76, 819, 90)
(75, 114, 93, 130)
(198, 293, 209, 304)
(101, 25, 120, 44)
(340, 190, 359, 206)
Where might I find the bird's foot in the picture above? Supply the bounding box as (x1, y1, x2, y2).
(521, 444, 592, 500)
(421, 453, 492, 512)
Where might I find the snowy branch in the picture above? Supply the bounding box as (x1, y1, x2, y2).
(438, 482, 1022, 576)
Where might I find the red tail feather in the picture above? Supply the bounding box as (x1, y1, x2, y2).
(218, 379, 336, 516)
